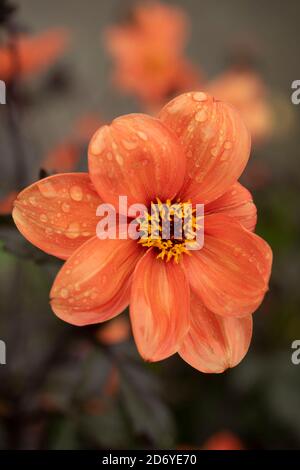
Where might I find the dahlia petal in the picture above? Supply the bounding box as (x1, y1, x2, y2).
(88, 114, 185, 208)
(50, 238, 142, 326)
(205, 182, 257, 231)
(159, 92, 251, 204)
(130, 249, 190, 361)
(179, 294, 252, 373)
(182, 214, 272, 317)
(12, 173, 101, 260)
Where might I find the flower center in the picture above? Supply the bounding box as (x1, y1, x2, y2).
(137, 198, 201, 263)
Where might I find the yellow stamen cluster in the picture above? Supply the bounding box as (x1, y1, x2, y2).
(137, 198, 201, 263)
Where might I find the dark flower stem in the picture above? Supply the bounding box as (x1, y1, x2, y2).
(4, 18, 28, 189)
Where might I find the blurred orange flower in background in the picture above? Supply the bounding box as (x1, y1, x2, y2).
(96, 316, 130, 345)
(178, 430, 244, 450)
(104, 1, 200, 108)
(12, 91, 272, 373)
(0, 190, 18, 215)
(208, 68, 274, 143)
(42, 114, 103, 173)
(0, 28, 70, 82)
(203, 431, 244, 450)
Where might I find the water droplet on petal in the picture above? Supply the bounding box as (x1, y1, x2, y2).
(29, 196, 37, 206)
(195, 110, 207, 122)
(224, 141, 232, 150)
(60, 288, 69, 299)
(211, 147, 219, 157)
(115, 153, 124, 166)
(137, 131, 148, 141)
(38, 181, 57, 198)
(193, 92, 207, 102)
(122, 139, 138, 150)
(40, 214, 48, 223)
(70, 186, 83, 202)
(62, 202, 70, 213)
(91, 128, 107, 154)
(66, 222, 81, 239)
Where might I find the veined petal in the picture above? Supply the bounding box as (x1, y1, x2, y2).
(159, 92, 251, 204)
(179, 294, 253, 373)
(205, 182, 257, 231)
(51, 238, 142, 326)
(130, 249, 190, 362)
(12, 173, 101, 260)
(182, 214, 272, 317)
(88, 114, 185, 208)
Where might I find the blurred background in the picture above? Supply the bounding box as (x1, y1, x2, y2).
(0, 0, 300, 450)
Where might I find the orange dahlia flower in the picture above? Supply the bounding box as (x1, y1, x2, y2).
(0, 28, 69, 82)
(12, 92, 272, 373)
(104, 1, 200, 107)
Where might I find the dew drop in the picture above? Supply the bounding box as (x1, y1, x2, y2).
(195, 110, 207, 122)
(193, 92, 207, 102)
(137, 131, 148, 141)
(62, 202, 70, 213)
(70, 186, 83, 202)
(224, 141, 232, 150)
(211, 147, 219, 157)
(122, 139, 138, 150)
(38, 181, 57, 198)
(66, 222, 81, 239)
(60, 288, 69, 299)
(115, 153, 124, 166)
(29, 196, 37, 207)
(40, 214, 48, 223)
(91, 128, 107, 154)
